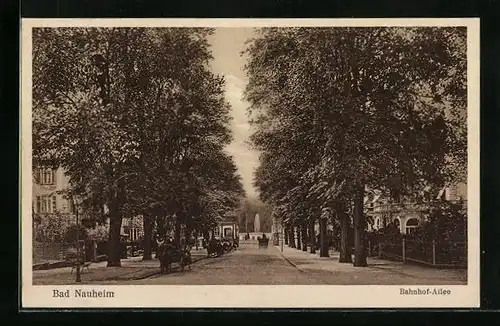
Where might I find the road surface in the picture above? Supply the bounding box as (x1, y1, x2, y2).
(121, 242, 330, 285)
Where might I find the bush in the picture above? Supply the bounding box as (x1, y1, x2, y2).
(33, 212, 74, 244)
(63, 224, 89, 244)
(372, 222, 403, 243)
(368, 200, 467, 264)
(405, 200, 467, 265)
(412, 199, 467, 243)
(87, 224, 109, 241)
(366, 222, 403, 257)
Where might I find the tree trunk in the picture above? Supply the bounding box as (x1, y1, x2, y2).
(107, 215, 122, 267)
(301, 223, 308, 251)
(174, 215, 182, 247)
(284, 226, 289, 245)
(319, 218, 329, 257)
(309, 218, 316, 254)
(289, 227, 295, 248)
(353, 185, 368, 267)
(338, 207, 353, 263)
(185, 225, 192, 247)
(296, 226, 301, 250)
(142, 215, 153, 260)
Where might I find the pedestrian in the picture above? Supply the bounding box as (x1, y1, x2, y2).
(180, 236, 186, 251)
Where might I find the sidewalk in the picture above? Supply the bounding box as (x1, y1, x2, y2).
(32, 250, 208, 285)
(276, 245, 467, 285)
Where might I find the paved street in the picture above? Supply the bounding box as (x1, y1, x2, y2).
(119, 242, 330, 285)
(32, 241, 467, 285)
(117, 241, 466, 285)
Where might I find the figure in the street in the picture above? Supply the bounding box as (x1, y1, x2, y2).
(156, 237, 191, 275)
(207, 238, 223, 257)
(258, 233, 269, 249)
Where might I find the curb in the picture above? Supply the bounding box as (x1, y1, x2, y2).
(274, 246, 305, 273)
(129, 255, 209, 280)
(33, 260, 73, 270)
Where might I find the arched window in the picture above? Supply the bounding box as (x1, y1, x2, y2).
(405, 218, 419, 235)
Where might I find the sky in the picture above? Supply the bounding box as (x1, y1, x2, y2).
(207, 28, 260, 199)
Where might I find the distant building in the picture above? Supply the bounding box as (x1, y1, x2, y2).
(32, 167, 76, 219)
(212, 216, 238, 239)
(32, 166, 143, 242)
(366, 182, 467, 235)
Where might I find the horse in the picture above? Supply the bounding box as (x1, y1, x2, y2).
(222, 238, 237, 252)
(157, 239, 192, 275)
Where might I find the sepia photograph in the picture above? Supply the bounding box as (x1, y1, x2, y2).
(21, 18, 480, 308)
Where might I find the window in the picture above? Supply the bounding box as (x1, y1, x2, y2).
(67, 199, 75, 214)
(224, 227, 233, 238)
(129, 228, 140, 241)
(448, 186, 458, 201)
(35, 168, 55, 185)
(405, 218, 419, 235)
(36, 195, 56, 213)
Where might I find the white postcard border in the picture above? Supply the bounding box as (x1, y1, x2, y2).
(21, 18, 480, 309)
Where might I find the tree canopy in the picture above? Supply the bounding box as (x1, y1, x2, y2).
(244, 27, 467, 266)
(33, 27, 245, 265)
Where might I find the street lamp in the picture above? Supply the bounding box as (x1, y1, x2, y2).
(72, 196, 82, 283)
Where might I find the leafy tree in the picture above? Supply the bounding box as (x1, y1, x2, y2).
(411, 199, 467, 243)
(244, 27, 467, 267)
(32, 27, 244, 265)
(33, 28, 151, 266)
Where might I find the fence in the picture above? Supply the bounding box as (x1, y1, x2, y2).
(377, 238, 467, 268)
(33, 242, 77, 264)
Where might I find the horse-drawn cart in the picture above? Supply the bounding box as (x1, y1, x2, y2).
(258, 236, 269, 249)
(156, 241, 192, 275)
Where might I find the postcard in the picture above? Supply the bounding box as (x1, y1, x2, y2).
(21, 18, 480, 308)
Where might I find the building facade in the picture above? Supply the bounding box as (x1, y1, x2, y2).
(32, 167, 76, 219)
(366, 182, 467, 235)
(212, 217, 238, 240)
(32, 167, 143, 242)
